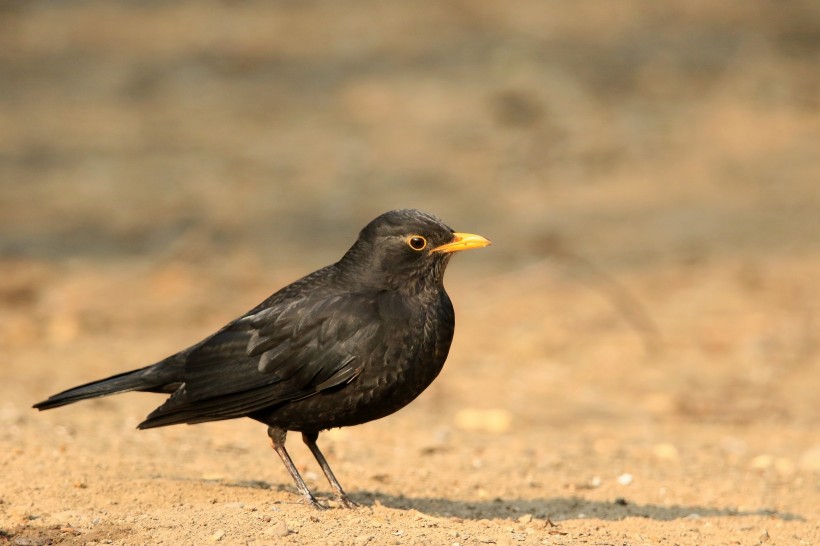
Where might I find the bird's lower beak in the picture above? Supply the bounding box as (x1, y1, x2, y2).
(431, 232, 492, 254)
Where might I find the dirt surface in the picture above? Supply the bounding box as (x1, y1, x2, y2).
(2, 1, 819, 545)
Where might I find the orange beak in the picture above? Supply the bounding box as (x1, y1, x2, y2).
(430, 232, 492, 254)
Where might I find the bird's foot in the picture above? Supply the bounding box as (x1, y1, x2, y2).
(336, 494, 360, 509)
(305, 495, 329, 510)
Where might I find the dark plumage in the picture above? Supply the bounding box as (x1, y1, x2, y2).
(34, 209, 490, 508)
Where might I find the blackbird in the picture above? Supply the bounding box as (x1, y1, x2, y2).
(34, 209, 490, 509)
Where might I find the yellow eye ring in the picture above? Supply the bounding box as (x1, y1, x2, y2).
(406, 235, 427, 251)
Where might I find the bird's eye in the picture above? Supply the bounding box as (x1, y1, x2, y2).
(407, 235, 427, 251)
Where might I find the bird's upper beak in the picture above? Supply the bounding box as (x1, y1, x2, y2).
(431, 232, 492, 254)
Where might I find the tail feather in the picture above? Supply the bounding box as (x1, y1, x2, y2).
(33, 366, 157, 411)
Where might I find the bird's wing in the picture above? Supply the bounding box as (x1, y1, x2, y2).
(138, 291, 381, 428)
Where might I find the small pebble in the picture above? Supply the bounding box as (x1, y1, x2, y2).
(617, 473, 633, 485)
(210, 530, 225, 542)
(750, 454, 774, 470)
(652, 443, 680, 460)
(267, 520, 289, 538)
(453, 408, 512, 433)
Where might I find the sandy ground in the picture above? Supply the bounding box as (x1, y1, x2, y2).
(2, 1, 819, 545)
(2, 254, 819, 545)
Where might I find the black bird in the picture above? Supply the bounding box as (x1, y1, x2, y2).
(34, 209, 490, 509)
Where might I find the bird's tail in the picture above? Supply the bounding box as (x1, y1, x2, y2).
(33, 365, 158, 411)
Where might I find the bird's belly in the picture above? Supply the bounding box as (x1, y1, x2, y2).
(250, 292, 456, 432)
(255, 339, 449, 432)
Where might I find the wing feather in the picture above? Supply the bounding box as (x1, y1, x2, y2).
(138, 290, 381, 428)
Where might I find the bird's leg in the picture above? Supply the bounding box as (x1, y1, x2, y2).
(302, 431, 359, 508)
(267, 426, 326, 510)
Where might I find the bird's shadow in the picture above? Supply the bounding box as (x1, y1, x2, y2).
(224, 480, 804, 522)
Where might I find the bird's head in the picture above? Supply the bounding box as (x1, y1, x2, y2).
(339, 209, 491, 292)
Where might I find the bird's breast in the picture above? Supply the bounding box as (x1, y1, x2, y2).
(258, 290, 455, 432)
(344, 294, 454, 420)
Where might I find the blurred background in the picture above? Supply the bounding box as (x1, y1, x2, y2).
(1, 2, 820, 542)
(1, 0, 817, 270)
(2, 0, 820, 493)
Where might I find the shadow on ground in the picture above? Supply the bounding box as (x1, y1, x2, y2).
(222, 479, 805, 522)
(364, 492, 805, 523)
(0, 481, 804, 545)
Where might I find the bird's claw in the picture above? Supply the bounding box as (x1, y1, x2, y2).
(305, 494, 358, 509)
(337, 495, 360, 509)
(306, 496, 329, 510)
